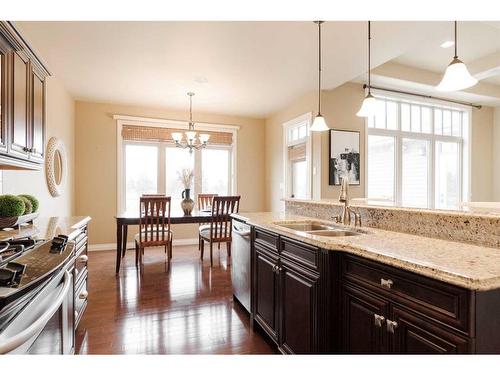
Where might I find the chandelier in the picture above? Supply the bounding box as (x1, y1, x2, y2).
(171, 92, 210, 153)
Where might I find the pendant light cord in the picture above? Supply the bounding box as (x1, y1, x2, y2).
(317, 21, 322, 115)
(454, 20, 458, 59)
(368, 21, 371, 94)
(188, 92, 194, 131)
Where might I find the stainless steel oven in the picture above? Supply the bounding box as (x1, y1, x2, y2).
(232, 219, 251, 313)
(0, 261, 74, 354)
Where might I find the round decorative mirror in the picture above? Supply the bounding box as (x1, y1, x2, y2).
(45, 137, 67, 197)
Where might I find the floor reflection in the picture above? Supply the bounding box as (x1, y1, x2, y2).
(76, 245, 273, 354)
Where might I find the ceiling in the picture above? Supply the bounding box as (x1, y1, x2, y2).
(393, 21, 500, 87)
(15, 21, 449, 118)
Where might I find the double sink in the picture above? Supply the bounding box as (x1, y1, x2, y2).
(273, 221, 365, 237)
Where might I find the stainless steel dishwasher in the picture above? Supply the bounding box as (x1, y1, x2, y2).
(231, 218, 251, 313)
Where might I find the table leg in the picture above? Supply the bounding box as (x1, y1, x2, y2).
(116, 222, 123, 274)
(122, 224, 128, 258)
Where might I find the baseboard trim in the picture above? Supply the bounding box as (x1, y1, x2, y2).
(88, 238, 198, 252)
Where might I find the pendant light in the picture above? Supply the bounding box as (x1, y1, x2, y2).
(310, 21, 329, 132)
(357, 21, 378, 118)
(436, 21, 477, 92)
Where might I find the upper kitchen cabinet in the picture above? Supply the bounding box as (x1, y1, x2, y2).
(0, 21, 49, 169)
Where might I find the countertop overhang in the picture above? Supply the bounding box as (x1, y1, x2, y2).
(232, 212, 500, 291)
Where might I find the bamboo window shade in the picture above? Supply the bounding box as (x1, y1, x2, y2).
(122, 125, 233, 146)
(288, 143, 306, 161)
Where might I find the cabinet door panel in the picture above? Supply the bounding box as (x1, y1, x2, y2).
(279, 262, 319, 354)
(12, 51, 29, 157)
(341, 284, 389, 353)
(0, 50, 7, 151)
(254, 248, 279, 341)
(391, 306, 469, 354)
(30, 69, 44, 161)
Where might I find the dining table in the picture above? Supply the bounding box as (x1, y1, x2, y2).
(114, 209, 215, 274)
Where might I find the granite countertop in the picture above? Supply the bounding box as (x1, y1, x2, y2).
(284, 198, 500, 219)
(232, 212, 500, 291)
(0, 216, 91, 242)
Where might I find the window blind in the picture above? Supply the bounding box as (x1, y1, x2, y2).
(288, 143, 306, 161)
(122, 125, 233, 146)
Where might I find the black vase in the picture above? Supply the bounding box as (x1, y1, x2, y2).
(181, 188, 194, 215)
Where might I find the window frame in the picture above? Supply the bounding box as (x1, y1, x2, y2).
(282, 112, 313, 200)
(364, 93, 471, 209)
(115, 115, 238, 214)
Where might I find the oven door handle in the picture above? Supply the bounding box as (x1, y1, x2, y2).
(0, 270, 72, 354)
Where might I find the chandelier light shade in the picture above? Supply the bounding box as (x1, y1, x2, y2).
(310, 21, 329, 132)
(172, 92, 210, 153)
(436, 21, 478, 92)
(357, 21, 378, 118)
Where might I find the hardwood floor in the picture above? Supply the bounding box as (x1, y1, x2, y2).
(75, 244, 275, 354)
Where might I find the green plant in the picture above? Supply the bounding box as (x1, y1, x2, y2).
(18, 194, 39, 213)
(0, 195, 25, 217)
(18, 196, 33, 214)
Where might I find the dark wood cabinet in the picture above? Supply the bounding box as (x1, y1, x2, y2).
(279, 260, 320, 354)
(11, 50, 30, 159)
(254, 246, 279, 342)
(0, 21, 48, 169)
(390, 306, 469, 354)
(251, 229, 328, 354)
(341, 284, 388, 353)
(251, 227, 500, 354)
(30, 67, 45, 162)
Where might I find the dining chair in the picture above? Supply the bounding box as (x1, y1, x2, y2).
(197, 193, 218, 211)
(135, 196, 173, 269)
(122, 193, 167, 259)
(197, 193, 218, 251)
(199, 196, 240, 267)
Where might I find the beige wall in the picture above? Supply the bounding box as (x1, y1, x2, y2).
(265, 81, 497, 211)
(2, 77, 75, 217)
(74, 101, 266, 245)
(470, 106, 494, 201)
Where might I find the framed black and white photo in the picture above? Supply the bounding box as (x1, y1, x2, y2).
(329, 129, 360, 186)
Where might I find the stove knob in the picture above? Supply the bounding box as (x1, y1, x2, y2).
(78, 255, 88, 264)
(79, 290, 88, 299)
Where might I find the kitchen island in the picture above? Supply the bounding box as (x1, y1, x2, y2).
(232, 211, 500, 354)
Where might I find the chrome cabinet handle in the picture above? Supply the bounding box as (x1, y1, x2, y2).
(386, 320, 398, 334)
(380, 278, 394, 289)
(272, 265, 278, 273)
(374, 314, 385, 328)
(79, 290, 88, 300)
(78, 255, 88, 264)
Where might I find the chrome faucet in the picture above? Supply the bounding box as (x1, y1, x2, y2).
(333, 175, 362, 227)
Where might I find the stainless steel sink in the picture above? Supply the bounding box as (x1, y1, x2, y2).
(307, 229, 361, 237)
(276, 222, 336, 231)
(274, 221, 365, 238)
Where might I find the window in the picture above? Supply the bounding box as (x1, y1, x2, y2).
(283, 114, 312, 199)
(367, 96, 469, 209)
(117, 119, 237, 213)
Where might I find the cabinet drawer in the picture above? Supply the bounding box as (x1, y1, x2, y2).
(342, 255, 469, 333)
(280, 237, 318, 271)
(75, 272, 88, 326)
(75, 246, 88, 284)
(254, 228, 279, 252)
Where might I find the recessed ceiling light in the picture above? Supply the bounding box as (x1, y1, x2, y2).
(194, 76, 208, 84)
(440, 40, 455, 48)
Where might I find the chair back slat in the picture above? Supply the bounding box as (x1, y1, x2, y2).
(139, 196, 171, 247)
(210, 196, 240, 240)
(198, 193, 218, 211)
